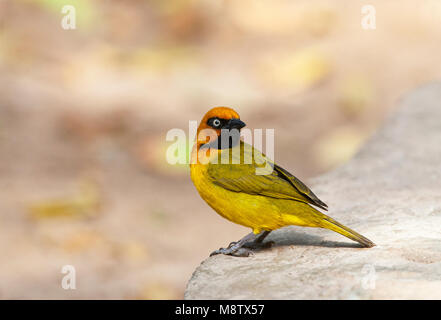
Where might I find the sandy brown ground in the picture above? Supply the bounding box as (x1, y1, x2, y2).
(0, 0, 440, 298)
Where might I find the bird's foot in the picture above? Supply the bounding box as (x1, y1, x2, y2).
(209, 231, 273, 257)
(210, 246, 253, 257)
(210, 240, 274, 257)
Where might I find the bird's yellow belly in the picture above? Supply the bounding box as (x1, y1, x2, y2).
(191, 164, 303, 233)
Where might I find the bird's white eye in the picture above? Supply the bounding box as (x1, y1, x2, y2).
(212, 119, 221, 127)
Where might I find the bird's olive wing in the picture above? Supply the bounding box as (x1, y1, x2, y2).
(207, 142, 328, 210)
(272, 164, 328, 210)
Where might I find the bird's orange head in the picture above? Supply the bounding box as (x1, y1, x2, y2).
(195, 107, 246, 149)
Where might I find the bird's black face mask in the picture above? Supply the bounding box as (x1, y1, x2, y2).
(204, 117, 246, 149)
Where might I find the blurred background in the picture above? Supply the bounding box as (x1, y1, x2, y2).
(1, 0, 441, 299)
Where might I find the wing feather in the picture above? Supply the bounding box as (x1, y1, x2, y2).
(207, 141, 328, 210)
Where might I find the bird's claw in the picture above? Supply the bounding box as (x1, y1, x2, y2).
(233, 248, 254, 257)
(209, 247, 253, 257)
(227, 241, 238, 248)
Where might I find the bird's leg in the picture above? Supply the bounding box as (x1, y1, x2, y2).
(256, 230, 271, 243)
(243, 230, 274, 249)
(210, 231, 273, 257)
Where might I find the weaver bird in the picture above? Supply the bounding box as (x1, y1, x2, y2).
(190, 107, 375, 257)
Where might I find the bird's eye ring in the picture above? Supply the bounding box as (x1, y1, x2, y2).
(212, 119, 221, 127)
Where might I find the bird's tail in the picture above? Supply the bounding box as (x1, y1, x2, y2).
(319, 215, 375, 248)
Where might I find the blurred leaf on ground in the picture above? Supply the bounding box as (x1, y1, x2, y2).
(28, 180, 101, 220)
(258, 48, 331, 91)
(230, 1, 335, 37)
(338, 74, 374, 117)
(128, 46, 199, 74)
(314, 126, 369, 170)
(117, 241, 150, 264)
(133, 282, 179, 300)
(62, 230, 149, 265)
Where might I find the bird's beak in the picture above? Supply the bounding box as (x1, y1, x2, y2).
(225, 118, 246, 130)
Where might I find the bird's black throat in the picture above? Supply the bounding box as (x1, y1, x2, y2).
(202, 129, 241, 150)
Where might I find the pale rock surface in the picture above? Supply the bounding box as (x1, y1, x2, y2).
(185, 83, 441, 299)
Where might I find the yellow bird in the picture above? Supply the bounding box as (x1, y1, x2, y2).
(190, 107, 374, 256)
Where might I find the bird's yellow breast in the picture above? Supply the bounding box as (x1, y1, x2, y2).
(190, 162, 291, 233)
